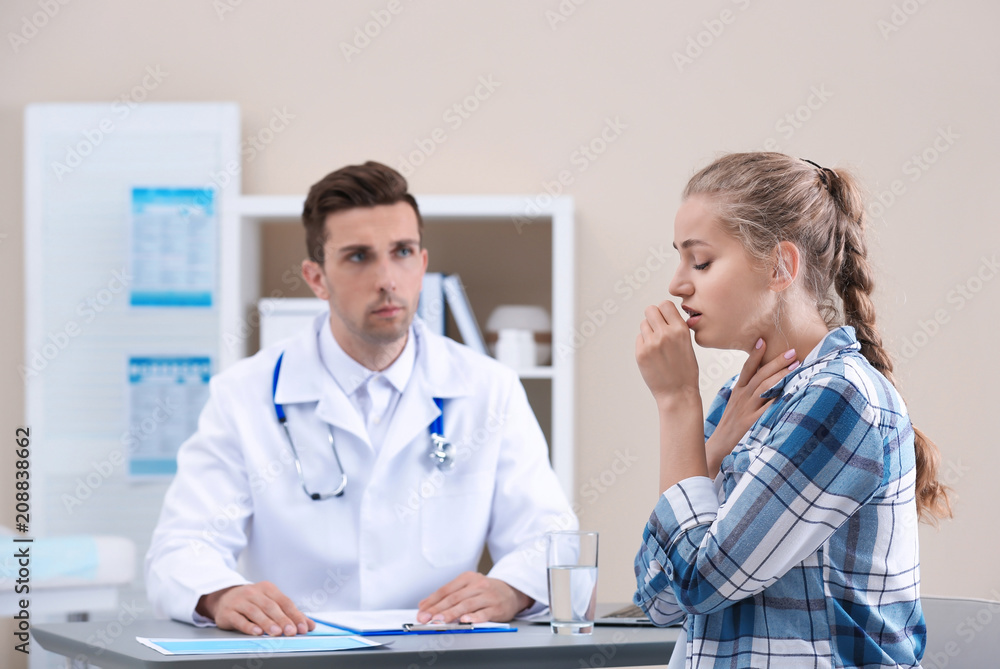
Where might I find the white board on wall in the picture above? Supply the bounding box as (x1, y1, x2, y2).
(23, 103, 240, 602)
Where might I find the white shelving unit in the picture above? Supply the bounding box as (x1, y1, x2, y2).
(222, 194, 576, 499)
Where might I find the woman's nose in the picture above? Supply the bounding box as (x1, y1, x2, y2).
(668, 269, 691, 297)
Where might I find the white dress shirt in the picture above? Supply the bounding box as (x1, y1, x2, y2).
(317, 323, 415, 453)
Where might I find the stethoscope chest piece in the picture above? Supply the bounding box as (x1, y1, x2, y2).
(428, 397, 454, 471)
(429, 433, 456, 471)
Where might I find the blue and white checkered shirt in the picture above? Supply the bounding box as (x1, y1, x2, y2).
(634, 326, 924, 668)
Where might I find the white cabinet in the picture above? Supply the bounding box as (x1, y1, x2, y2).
(223, 195, 576, 499)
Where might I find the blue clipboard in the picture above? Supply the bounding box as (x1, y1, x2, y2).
(308, 611, 516, 636)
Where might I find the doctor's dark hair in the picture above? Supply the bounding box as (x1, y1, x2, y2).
(302, 161, 423, 264)
(683, 151, 952, 524)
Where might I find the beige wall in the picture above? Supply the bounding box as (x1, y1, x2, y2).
(3, 1, 999, 665)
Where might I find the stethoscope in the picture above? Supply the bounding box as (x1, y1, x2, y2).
(271, 352, 455, 501)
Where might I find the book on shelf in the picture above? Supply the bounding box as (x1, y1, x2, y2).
(417, 272, 445, 336)
(442, 274, 487, 355)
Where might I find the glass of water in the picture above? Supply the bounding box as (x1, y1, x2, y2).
(546, 530, 599, 635)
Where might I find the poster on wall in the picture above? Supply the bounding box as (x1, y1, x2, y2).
(127, 356, 212, 476)
(130, 187, 217, 307)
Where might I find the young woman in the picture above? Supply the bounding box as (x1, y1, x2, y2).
(633, 152, 951, 668)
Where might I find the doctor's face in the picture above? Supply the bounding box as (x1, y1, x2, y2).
(304, 202, 428, 357)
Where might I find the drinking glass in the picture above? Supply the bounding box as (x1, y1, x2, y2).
(546, 530, 599, 635)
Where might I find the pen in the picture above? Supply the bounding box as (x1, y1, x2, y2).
(402, 622, 475, 631)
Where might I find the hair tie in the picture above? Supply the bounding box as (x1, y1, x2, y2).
(801, 158, 833, 189)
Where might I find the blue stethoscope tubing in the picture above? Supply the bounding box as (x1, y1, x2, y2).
(271, 352, 453, 501)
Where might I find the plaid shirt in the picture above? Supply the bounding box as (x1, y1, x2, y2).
(634, 327, 924, 668)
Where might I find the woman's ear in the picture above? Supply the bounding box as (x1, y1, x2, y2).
(770, 241, 800, 293)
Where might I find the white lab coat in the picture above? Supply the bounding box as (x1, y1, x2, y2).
(145, 314, 577, 624)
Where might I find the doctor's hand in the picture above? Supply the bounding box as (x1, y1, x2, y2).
(197, 582, 316, 636)
(417, 572, 532, 623)
(705, 338, 799, 475)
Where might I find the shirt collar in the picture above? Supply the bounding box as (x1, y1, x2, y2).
(760, 325, 860, 399)
(318, 320, 417, 396)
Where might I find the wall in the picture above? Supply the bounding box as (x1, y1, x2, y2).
(3, 1, 998, 666)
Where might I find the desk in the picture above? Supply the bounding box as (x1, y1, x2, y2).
(33, 618, 678, 668)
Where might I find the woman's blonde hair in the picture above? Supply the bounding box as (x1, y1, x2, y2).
(684, 152, 951, 524)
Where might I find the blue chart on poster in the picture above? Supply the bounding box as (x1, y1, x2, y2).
(130, 187, 217, 307)
(127, 356, 212, 476)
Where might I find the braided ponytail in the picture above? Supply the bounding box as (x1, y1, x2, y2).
(827, 170, 953, 524)
(684, 152, 953, 524)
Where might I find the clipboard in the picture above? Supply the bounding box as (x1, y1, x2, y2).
(309, 609, 516, 636)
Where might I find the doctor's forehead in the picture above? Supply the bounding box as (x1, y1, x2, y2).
(321, 202, 421, 246)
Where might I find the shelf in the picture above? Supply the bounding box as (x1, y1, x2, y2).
(516, 366, 555, 380)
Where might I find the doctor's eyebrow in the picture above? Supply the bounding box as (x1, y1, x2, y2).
(672, 239, 711, 251)
(336, 244, 373, 257)
(336, 239, 421, 256)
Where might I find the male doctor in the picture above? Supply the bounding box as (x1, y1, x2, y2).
(145, 161, 576, 637)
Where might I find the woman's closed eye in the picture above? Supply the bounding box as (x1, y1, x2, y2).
(693, 261, 711, 270)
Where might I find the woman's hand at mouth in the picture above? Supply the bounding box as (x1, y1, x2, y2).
(636, 300, 701, 409)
